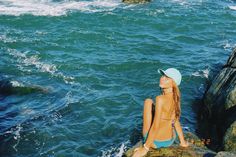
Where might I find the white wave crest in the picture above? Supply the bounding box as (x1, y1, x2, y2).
(101, 140, 130, 157)
(222, 40, 236, 51)
(229, 6, 236, 10)
(0, 0, 121, 16)
(8, 48, 57, 74)
(171, 0, 188, 5)
(192, 68, 209, 79)
(0, 34, 17, 43)
(10, 80, 24, 87)
(7, 48, 75, 84)
(12, 124, 23, 151)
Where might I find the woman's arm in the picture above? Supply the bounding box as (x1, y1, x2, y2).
(174, 119, 188, 146)
(144, 96, 163, 148)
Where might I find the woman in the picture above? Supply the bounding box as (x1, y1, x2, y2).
(132, 68, 189, 157)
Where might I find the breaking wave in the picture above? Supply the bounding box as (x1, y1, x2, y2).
(0, 0, 122, 16)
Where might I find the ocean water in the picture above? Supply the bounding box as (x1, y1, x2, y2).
(0, 0, 236, 156)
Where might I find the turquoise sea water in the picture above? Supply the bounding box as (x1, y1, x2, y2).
(0, 0, 236, 156)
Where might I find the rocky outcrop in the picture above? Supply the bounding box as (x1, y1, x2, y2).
(122, 0, 151, 4)
(0, 80, 48, 95)
(198, 48, 236, 151)
(123, 132, 216, 157)
(215, 151, 236, 157)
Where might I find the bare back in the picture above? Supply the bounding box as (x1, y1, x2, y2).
(153, 95, 176, 141)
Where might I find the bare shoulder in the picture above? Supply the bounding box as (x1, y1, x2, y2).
(155, 95, 165, 100)
(155, 95, 165, 105)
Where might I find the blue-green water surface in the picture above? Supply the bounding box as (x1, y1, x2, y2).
(0, 0, 236, 156)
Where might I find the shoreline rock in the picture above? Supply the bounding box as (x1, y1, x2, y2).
(123, 132, 216, 157)
(198, 48, 236, 152)
(215, 151, 236, 157)
(0, 80, 48, 96)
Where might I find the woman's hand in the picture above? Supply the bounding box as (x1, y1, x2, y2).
(180, 140, 189, 147)
(132, 146, 148, 157)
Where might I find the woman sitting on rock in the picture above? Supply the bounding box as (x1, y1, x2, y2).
(132, 68, 189, 157)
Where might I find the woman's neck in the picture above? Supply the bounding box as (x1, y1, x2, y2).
(162, 87, 173, 95)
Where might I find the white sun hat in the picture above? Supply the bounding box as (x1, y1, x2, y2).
(158, 68, 182, 86)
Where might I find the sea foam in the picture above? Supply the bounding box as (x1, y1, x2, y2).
(7, 48, 75, 84)
(192, 68, 209, 79)
(0, 0, 121, 16)
(101, 140, 130, 157)
(229, 6, 236, 10)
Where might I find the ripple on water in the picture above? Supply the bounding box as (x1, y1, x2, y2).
(4, 48, 75, 84)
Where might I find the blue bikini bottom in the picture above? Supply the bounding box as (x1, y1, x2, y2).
(143, 129, 177, 148)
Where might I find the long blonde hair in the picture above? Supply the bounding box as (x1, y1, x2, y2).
(172, 81, 181, 120)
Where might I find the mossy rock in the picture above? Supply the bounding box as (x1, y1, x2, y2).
(215, 151, 236, 157)
(223, 121, 236, 151)
(124, 143, 216, 157)
(123, 132, 216, 157)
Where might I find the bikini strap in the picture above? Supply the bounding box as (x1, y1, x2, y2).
(172, 119, 175, 127)
(171, 108, 175, 128)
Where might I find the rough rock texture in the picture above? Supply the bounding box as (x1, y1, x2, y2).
(223, 121, 236, 151)
(122, 0, 151, 4)
(215, 151, 236, 157)
(198, 48, 236, 151)
(123, 132, 216, 157)
(0, 80, 48, 95)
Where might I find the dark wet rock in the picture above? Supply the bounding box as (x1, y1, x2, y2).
(0, 80, 48, 95)
(122, 0, 151, 4)
(123, 132, 216, 157)
(198, 48, 236, 151)
(225, 49, 236, 68)
(215, 151, 236, 157)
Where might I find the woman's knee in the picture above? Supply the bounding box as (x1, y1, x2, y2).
(144, 98, 153, 106)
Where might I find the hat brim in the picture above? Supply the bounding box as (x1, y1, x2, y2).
(158, 69, 166, 76)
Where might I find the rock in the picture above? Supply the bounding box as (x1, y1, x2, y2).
(123, 132, 216, 157)
(215, 151, 236, 157)
(198, 47, 236, 151)
(122, 0, 151, 4)
(225, 48, 236, 68)
(203, 48, 236, 114)
(223, 121, 236, 151)
(0, 80, 49, 95)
